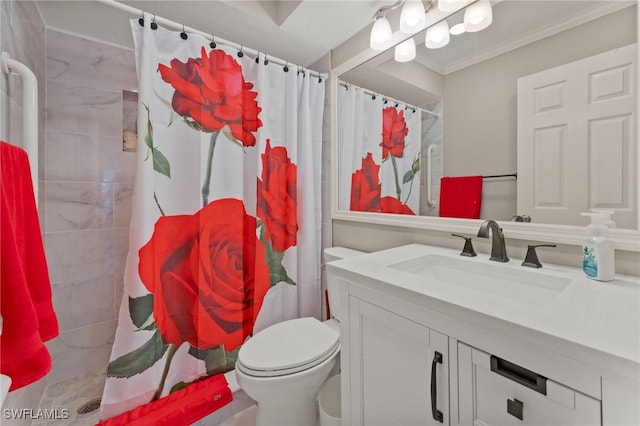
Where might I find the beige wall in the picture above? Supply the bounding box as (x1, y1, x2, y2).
(444, 6, 637, 220)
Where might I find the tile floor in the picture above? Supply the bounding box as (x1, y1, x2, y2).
(216, 404, 257, 426)
(31, 373, 256, 426)
(33, 375, 104, 425)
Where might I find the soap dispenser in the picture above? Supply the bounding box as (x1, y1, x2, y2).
(580, 210, 615, 282)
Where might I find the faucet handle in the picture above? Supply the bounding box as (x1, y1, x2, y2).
(452, 234, 477, 257)
(522, 244, 557, 268)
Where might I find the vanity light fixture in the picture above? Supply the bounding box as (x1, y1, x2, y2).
(464, 0, 492, 32)
(370, 0, 493, 59)
(400, 0, 427, 33)
(369, 0, 405, 50)
(394, 38, 416, 62)
(425, 20, 450, 49)
(370, 15, 393, 50)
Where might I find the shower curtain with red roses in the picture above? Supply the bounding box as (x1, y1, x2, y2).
(338, 84, 421, 215)
(100, 21, 325, 420)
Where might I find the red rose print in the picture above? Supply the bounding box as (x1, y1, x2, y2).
(379, 196, 416, 215)
(350, 153, 381, 212)
(257, 140, 298, 252)
(380, 107, 408, 158)
(158, 47, 262, 146)
(138, 198, 270, 351)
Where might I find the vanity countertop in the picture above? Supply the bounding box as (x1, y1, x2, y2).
(327, 243, 640, 377)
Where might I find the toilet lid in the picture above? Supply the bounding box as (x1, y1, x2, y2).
(237, 317, 339, 377)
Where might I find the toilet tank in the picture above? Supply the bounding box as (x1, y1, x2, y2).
(324, 247, 365, 322)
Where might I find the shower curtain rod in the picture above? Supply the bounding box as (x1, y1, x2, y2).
(338, 80, 441, 118)
(94, 0, 323, 79)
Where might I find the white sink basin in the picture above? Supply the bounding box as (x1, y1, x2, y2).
(389, 254, 571, 306)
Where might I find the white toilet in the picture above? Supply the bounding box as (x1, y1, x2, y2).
(235, 247, 364, 426)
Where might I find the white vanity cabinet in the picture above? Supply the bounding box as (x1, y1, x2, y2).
(331, 244, 640, 426)
(347, 297, 449, 425)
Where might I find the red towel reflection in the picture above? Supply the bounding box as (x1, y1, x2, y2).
(439, 176, 483, 219)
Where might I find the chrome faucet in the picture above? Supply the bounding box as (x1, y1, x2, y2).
(477, 220, 509, 262)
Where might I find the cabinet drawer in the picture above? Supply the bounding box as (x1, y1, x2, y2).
(463, 346, 601, 426)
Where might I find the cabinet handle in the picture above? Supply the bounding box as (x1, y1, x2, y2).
(430, 351, 444, 423)
(507, 398, 524, 420)
(490, 356, 547, 395)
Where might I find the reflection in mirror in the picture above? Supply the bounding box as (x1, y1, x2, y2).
(337, 83, 441, 216)
(337, 0, 637, 229)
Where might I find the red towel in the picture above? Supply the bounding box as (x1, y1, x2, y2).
(0, 141, 58, 391)
(97, 374, 232, 426)
(439, 176, 483, 219)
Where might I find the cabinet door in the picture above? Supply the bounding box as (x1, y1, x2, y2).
(458, 343, 601, 426)
(349, 298, 449, 426)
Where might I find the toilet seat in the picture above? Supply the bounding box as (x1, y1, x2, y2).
(236, 317, 339, 378)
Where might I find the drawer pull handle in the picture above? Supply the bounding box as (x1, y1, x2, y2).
(507, 398, 524, 420)
(430, 351, 443, 423)
(490, 355, 547, 395)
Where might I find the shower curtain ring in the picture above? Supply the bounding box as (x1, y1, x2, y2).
(255, 53, 260, 64)
(283, 62, 289, 72)
(318, 75, 322, 83)
(371, 93, 376, 100)
(150, 14, 157, 30)
(237, 46, 244, 58)
(210, 35, 216, 49)
(138, 10, 145, 27)
(263, 55, 269, 66)
(180, 25, 188, 40)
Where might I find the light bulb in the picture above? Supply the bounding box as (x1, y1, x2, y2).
(426, 20, 450, 49)
(394, 38, 416, 62)
(400, 0, 426, 34)
(370, 16, 392, 51)
(449, 23, 465, 35)
(464, 0, 492, 32)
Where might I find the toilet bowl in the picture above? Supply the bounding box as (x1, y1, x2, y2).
(235, 247, 364, 426)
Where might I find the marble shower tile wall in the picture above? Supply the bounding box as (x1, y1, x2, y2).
(44, 29, 137, 384)
(1, 0, 48, 419)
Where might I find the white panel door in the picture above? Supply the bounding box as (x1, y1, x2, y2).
(349, 298, 449, 426)
(517, 44, 636, 228)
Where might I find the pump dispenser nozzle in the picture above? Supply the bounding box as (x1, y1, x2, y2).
(591, 209, 616, 228)
(581, 210, 616, 228)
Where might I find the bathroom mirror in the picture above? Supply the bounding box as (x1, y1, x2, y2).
(331, 0, 640, 250)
